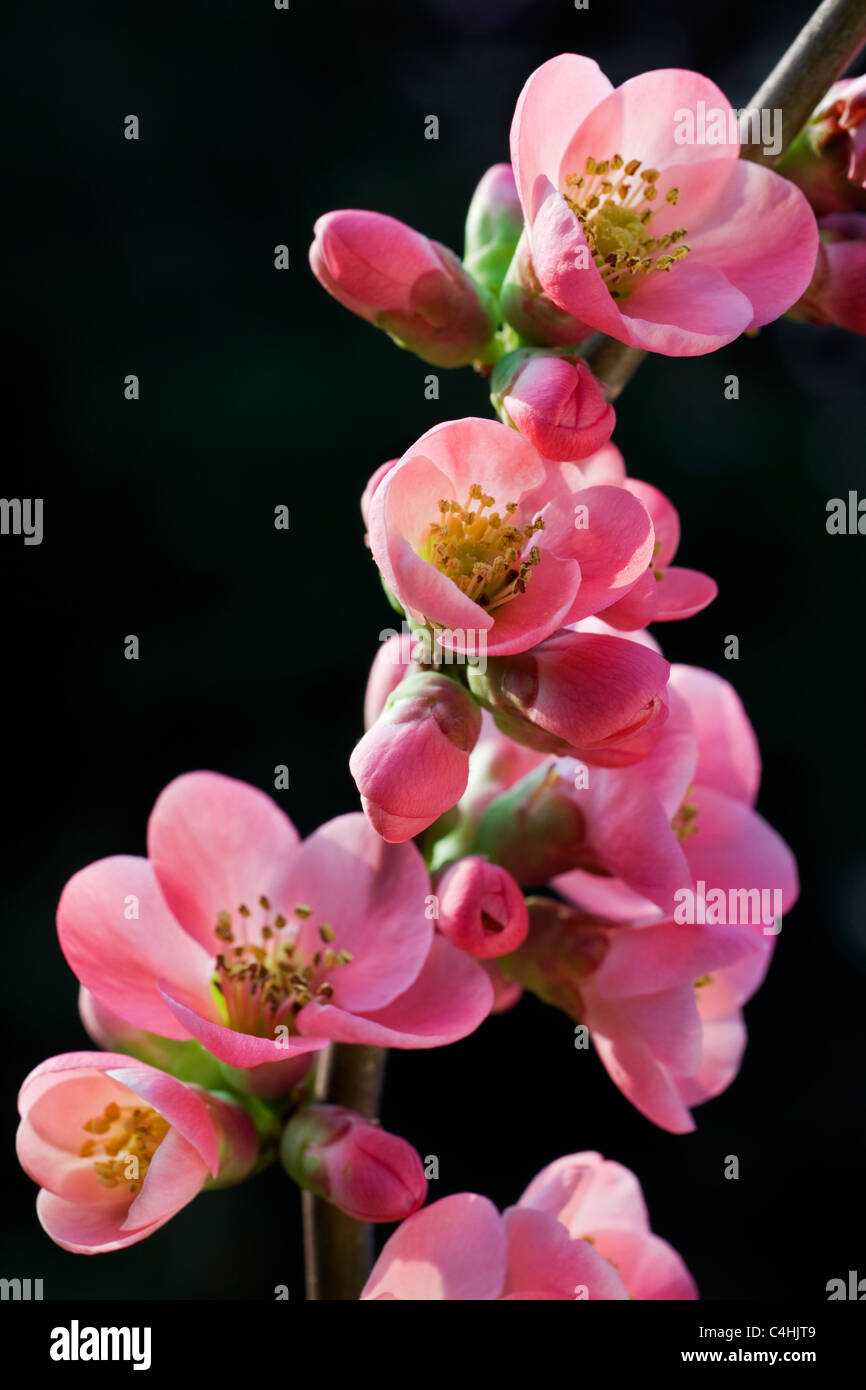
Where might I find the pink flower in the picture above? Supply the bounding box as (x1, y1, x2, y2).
(434, 856, 528, 958)
(787, 212, 866, 335)
(309, 210, 495, 366)
(507, 55, 818, 354)
(366, 416, 654, 657)
(16, 1051, 257, 1253)
(491, 350, 615, 461)
(361, 1149, 696, 1298)
(506, 897, 770, 1132)
(280, 1104, 427, 1223)
(468, 627, 670, 766)
(57, 773, 493, 1079)
(350, 669, 482, 842)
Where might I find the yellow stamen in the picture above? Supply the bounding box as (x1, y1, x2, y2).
(424, 484, 545, 613)
(563, 153, 691, 299)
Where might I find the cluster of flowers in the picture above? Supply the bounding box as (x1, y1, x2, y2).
(19, 52, 848, 1300)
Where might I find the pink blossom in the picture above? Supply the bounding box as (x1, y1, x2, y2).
(366, 416, 654, 657)
(361, 1149, 696, 1298)
(506, 897, 770, 1132)
(491, 350, 615, 461)
(350, 670, 482, 842)
(309, 210, 495, 366)
(434, 856, 528, 958)
(507, 55, 818, 354)
(16, 1051, 257, 1253)
(57, 773, 493, 1079)
(280, 1104, 427, 1223)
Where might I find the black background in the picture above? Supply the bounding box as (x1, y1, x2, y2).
(2, 0, 865, 1300)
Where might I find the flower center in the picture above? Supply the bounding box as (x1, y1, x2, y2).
(424, 482, 544, 612)
(564, 155, 691, 300)
(672, 788, 699, 842)
(80, 1102, 170, 1193)
(211, 896, 353, 1037)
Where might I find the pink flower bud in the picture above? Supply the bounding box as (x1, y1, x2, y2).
(787, 211, 866, 334)
(350, 669, 483, 842)
(281, 1104, 427, 1223)
(435, 855, 528, 958)
(492, 350, 615, 460)
(468, 630, 669, 767)
(463, 163, 524, 294)
(779, 77, 866, 216)
(310, 210, 496, 366)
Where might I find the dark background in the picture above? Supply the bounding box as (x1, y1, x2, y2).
(3, 0, 865, 1300)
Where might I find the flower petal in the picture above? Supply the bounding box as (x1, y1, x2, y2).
(296, 935, 493, 1048)
(289, 814, 434, 1012)
(518, 1151, 649, 1234)
(688, 159, 819, 327)
(502, 1206, 628, 1299)
(148, 772, 301, 953)
(57, 857, 213, 1040)
(362, 1193, 506, 1300)
(510, 54, 614, 220)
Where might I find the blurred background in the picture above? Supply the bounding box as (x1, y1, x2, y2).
(3, 0, 865, 1300)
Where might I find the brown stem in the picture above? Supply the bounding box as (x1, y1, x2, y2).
(742, 0, 866, 168)
(585, 0, 866, 397)
(301, 1044, 386, 1300)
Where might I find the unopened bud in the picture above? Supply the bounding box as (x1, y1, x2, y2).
(435, 855, 528, 958)
(778, 77, 866, 217)
(310, 210, 497, 366)
(280, 1104, 427, 1223)
(350, 669, 483, 842)
(491, 349, 615, 460)
(463, 163, 525, 295)
(467, 631, 669, 767)
(787, 211, 866, 334)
